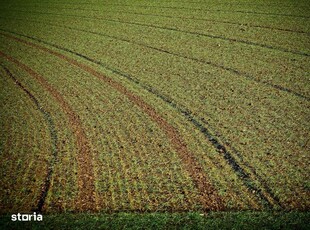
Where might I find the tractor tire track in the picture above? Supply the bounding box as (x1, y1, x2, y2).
(100, 9, 309, 34)
(0, 64, 58, 212)
(100, 18, 310, 57)
(100, 3, 310, 19)
(58, 22, 310, 100)
(4, 6, 307, 34)
(4, 2, 310, 18)
(0, 32, 224, 211)
(4, 1, 298, 8)
(0, 30, 281, 209)
(149, 1, 297, 7)
(0, 51, 96, 211)
(3, 9, 309, 57)
(1, 16, 307, 101)
(199, 118, 282, 208)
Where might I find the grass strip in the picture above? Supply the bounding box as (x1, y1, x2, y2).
(0, 211, 309, 229)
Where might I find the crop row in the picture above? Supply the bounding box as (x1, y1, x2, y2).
(0, 34, 240, 212)
(0, 10, 308, 100)
(5, 0, 309, 32)
(5, 0, 310, 18)
(2, 8, 309, 55)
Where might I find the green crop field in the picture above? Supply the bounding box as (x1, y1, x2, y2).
(0, 0, 309, 228)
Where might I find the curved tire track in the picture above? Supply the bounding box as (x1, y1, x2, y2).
(54, 6, 310, 34)
(0, 32, 224, 211)
(0, 30, 282, 209)
(57, 21, 310, 100)
(100, 3, 310, 19)
(199, 118, 282, 208)
(1, 16, 307, 101)
(101, 17, 310, 57)
(100, 9, 309, 34)
(0, 64, 58, 212)
(5, 6, 307, 34)
(0, 51, 96, 211)
(3, 9, 309, 57)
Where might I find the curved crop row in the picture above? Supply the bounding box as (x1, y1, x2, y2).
(0, 30, 283, 209)
(0, 17, 308, 101)
(96, 9, 309, 34)
(95, 3, 310, 18)
(1, 33, 211, 212)
(4, 9, 308, 57)
(3, 6, 308, 34)
(0, 32, 225, 211)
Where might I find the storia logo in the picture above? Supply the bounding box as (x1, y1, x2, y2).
(11, 212, 43, 221)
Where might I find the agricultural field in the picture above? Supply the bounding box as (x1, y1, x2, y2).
(0, 0, 309, 228)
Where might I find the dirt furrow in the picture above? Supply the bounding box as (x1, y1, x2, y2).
(0, 52, 96, 211)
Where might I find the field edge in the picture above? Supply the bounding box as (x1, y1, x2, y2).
(0, 211, 309, 229)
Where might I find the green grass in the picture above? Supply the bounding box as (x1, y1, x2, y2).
(0, 211, 309, 230)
